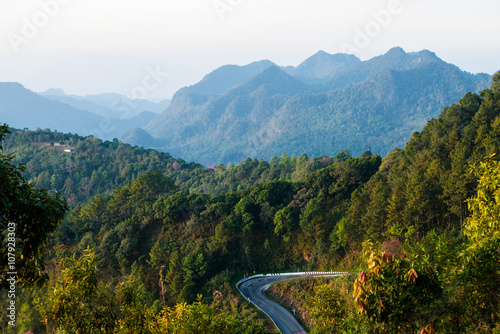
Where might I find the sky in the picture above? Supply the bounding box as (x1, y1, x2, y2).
(1, 0, 499, 100)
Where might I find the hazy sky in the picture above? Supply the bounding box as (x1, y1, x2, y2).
(1, 0, 499, 99)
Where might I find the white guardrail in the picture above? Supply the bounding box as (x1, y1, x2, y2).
(235, 271, 350, 334)
(235, 271, 350, 287)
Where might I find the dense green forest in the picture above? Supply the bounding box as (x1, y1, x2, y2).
(0, 72, 499, 333)
(2, 128, 348, 207)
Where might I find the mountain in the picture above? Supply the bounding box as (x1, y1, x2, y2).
(0, 82, 157, 140)
(323, 46, 479, 90)
(41, 87, 66, 96)
(39, 89, 170, 119)
(255, 61, 490, 159)
(141, 66, 308, 163)
(125, 48, 492, 166)
(120, 126, 160, 148)
(176, 59, 277, 97)
(283, 50, 361, 84)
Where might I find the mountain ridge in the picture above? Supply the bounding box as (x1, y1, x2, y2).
(125, 47, 492, 165)
(39, 89, 170, 118)
(284, 50, 361, 84)
(0, 82, 157, 141)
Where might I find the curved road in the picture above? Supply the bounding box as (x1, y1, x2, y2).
(237, 272, 348, 334)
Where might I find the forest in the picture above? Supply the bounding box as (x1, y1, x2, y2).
(0, 72, 499, 333)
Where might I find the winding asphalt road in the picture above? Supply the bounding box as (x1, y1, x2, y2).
(237, 272, 348, 334)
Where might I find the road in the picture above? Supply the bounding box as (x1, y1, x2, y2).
(237, 272, 348, 334)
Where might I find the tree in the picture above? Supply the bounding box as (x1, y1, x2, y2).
(155, 295, 270, 334)
(459, 154, 500, 328)
(492, 71, 500, 93)
(353, 241, 442, 333)
(130, 170, 176, 205)
(180, 250, 208, 303)
(274, 206, 296, 242)
(164, 251, 184, 303)
(309, 284, 345, 333)
(459, 236, 500, 329)
(464, 154, 500, 243)
(77, 194, 109, 233)
(0, 124, 68, 289)
(117, 277, 154, 334)
(361, 174, 390, 242)
(37, 248, 117, 333)
(172, 161, 181, 170)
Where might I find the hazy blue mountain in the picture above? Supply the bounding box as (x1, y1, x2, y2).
(283, 50, 361, 84)
(124, 48, 492, 166)
(176, 59, 277, 97)
(82, 93, 170, 115)
(322, 47, 485, 90)
(0, 82, 157, 140)
(40, 89, 170, 118)
(120, 127, 162, 148)
(40, 91, 120, 119)
(41, 88, 66, 96)
(252, 61, 491, 160)
(148, 60, 278, 132)
(1, 82, 101, 132)
(227, 65, 309, 96)
(142, 66, 305, 150)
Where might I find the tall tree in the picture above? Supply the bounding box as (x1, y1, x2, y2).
(460, 154, 500, 328)
(0, 124, 68, 289)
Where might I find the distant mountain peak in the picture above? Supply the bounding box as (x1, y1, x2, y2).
(381, 47, 409, 62)
(315, 50, 328, 55)
(261, 64, 286, 75)
(121, 127, 159, 147)
(383, 47, 441, 64)
(221, 64, 308, 98)
(419, 49, 436, 56)
(0, 82, 26, 90)
(251, 59, 276, 67)
(309, 50, 360, 61)
(324, 47, 447, 90)
(175, 59, 277, 98)
(411, 49, 440, 61)
(136, 48, 492, 165)
(386, 46, 406, 55)
(261, 65, 300, 82)
(310, 50, 331, 58)
(40, 87, 66, 96)
(284, 50, 361, 84)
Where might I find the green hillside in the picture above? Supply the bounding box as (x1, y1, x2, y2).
(1, 72, 499, 333)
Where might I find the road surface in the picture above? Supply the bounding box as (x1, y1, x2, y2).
(237, 272, 348, 334)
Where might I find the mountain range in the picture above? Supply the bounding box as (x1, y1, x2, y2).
(39, 88, 170, 118)
(0, 47, 493, 165)
(0, 83, 168, 141)
(123, 47, 492, 165)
